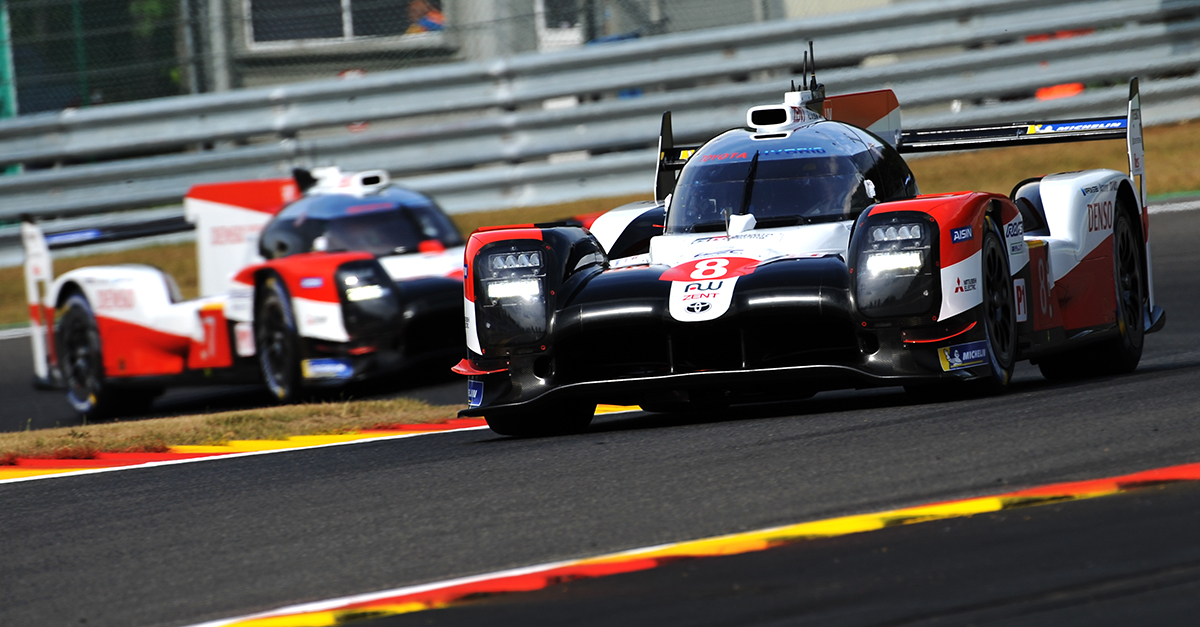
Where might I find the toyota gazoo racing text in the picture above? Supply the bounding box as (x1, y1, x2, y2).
(454, 67, 1164, 437)
(24, 167, 465, 416)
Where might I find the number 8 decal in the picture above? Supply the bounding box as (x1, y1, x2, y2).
(690, 258, 730, 280)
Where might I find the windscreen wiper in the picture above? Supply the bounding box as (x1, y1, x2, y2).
(738, 150, 761, 218)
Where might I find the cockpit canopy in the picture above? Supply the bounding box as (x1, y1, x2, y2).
(666, 121, 918, 234)
(259, 186, 463, 259)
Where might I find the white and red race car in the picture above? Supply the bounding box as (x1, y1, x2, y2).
(456, 74, 1166, 436)
(23, 167, 465, 416)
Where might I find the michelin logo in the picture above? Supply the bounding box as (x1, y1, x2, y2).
(938, 340, 989, 371)
(467, 380, 484, 408)
(1029, 119, 1126, 134)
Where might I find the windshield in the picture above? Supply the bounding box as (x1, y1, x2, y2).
(322, 203, 461, 256)
(666, 155, 874, 233)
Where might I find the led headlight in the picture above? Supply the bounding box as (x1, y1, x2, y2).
(346, 284, 388, 301)
(486, 279, 541, 300)
(489, 251, 542, 271)
(870, 224, 922, 242)
(854, 215, 936, 319)
(865, 250, 923, 275)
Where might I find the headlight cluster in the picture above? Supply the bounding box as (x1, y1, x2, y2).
(335, 261, 400, 337)
(855, 215, 936, 319)
(477, 246, 549, 349)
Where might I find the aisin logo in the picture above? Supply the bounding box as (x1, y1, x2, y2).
(686, 301, 711, 314)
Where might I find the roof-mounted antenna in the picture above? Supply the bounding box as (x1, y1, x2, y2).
(802, 51, 809, 91)
(809, 41, 817, 88)
(790, 79, 796, 92)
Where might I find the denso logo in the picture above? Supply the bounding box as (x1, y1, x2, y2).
(1005, 222, 1023, 238)
(1087, 201, 1113, 232)
(96, 289, 135, 310)
(701, 152, 748, 162)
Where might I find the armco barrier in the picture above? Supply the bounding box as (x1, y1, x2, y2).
(0, 0, 1197, 221)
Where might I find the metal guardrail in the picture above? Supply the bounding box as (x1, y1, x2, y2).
(0, 0, 1197, 223)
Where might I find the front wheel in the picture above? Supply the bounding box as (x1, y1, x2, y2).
(971, 216, 1017, 394)
(485, 402, 596, 437)
(256, 275, 304, 403)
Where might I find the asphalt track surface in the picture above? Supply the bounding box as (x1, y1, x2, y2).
(2, 208, 1199, 626)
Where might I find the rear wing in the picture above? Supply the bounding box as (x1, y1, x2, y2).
(899, 77, 1147, 209)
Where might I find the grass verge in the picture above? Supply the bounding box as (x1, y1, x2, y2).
(0, 398, 463, 463)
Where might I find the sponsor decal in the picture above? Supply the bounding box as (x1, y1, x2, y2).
(467, 380, 484, 408)
(760, 147, 827, 155)
(1028, 119, 1126, 134)
(346, 202, 394, 215)
(692, 248, 744, 259)
(938, 340, 989, 371)
(681, 281, 725, 302)
(667, 275, 740, 322)
(953, 277, 977, 294)
(96, 289, 135, 310)
(234, 321, 256, 357)
(301, 358, 354, 380)
(685, 301, 711, 314)
(691, 233, 772, 244)
(211, 224, 262, 246)
(300, 277, 324, 289)
(45, 229, 102, 246)
(1014, 279, 1028, 323)
(950, 226, 973, 244)
(1087, 200, 1113, 232)
(700, 152, 749, 163)
(1004, 222, 1023, 238)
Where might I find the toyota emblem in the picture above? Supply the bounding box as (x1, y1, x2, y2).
(686, 301, 711, 313)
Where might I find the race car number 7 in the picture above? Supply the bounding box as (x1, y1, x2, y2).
(659, 256, 761, 282)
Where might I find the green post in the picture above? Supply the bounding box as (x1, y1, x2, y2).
(71, 0, 89, 107)
(0, 0, 18, 174)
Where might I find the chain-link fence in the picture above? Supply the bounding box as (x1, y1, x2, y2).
(1, 0, 891, 115)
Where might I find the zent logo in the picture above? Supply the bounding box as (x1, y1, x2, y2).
(951, 226, 973, 243)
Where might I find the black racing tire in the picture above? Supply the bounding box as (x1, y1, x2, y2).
(256, 274, 305, 403)
(969, 215, 1018, 394)
(55, 294, 163, 418)
(1038, 208, 1145, 381)
(57, 294, 108, 416)
(484, 402, 596, 437)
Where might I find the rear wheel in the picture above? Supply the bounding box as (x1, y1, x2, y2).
(1038, 208, 1144, 381)
(485, 401, 595, 437)
(58, 294, 107, 416)
(256, 275, 304, 403)
(57, 294, 162, 418)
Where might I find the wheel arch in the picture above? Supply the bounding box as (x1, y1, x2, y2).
(1115, 179, 1148, 302)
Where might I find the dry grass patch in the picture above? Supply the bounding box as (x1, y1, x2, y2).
(0, 398, 462, 462)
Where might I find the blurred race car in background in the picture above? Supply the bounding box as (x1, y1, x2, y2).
(24, 167, 465, 416)
(456, 66, 1165, 436)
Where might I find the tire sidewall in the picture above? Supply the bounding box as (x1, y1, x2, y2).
(1111, 210, 1145, 357)
(57, 294, 104, 414)
(980, 216, 1017, 387)
(256, 274, 303, 402)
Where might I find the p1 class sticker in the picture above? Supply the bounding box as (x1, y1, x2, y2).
(1013, 278, 1028, 323)
(938, 341, 989, 371)
(467, 380, 484, 408)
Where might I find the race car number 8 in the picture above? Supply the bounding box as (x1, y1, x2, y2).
(691, 258, 730, 279)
